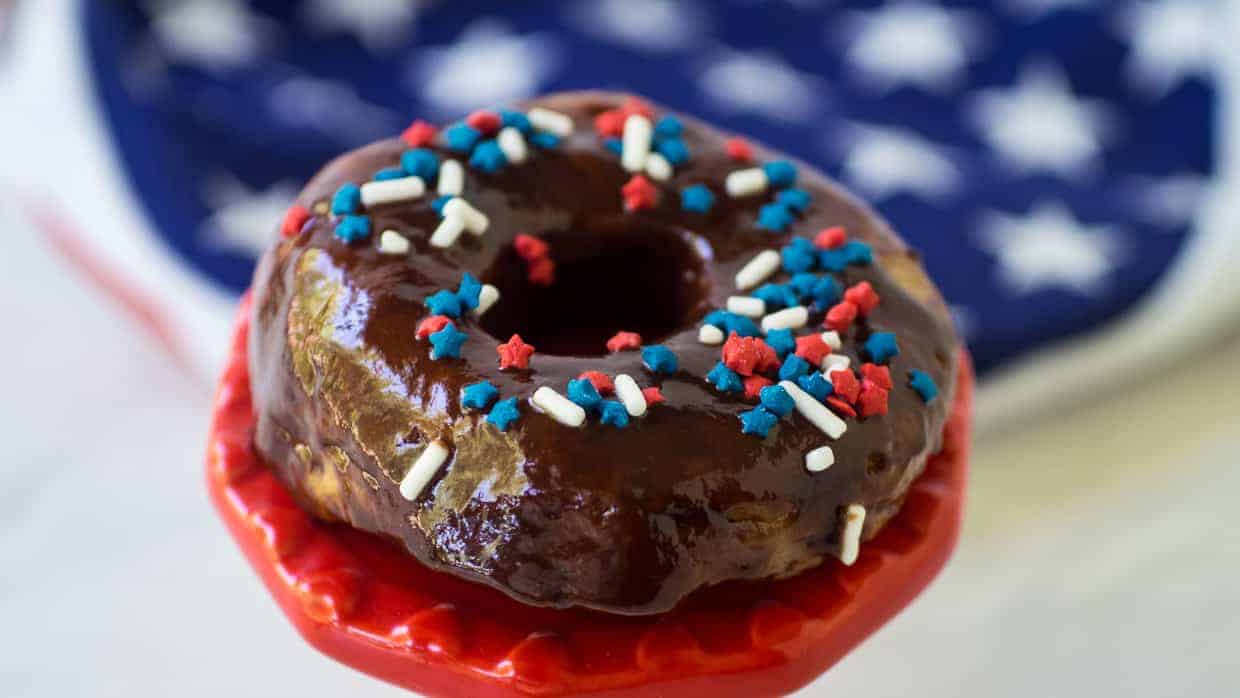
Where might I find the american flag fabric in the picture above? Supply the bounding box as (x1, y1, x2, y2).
(3, 0, 1237, 427)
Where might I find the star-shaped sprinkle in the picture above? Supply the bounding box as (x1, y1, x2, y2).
(470, 139, 508, 173)
(759, 385, 795, 417)
(765, 328, 796, 358)
(487, 397, 521, 431)
(622, 175, 659, 212)
(810, 276, 843, 308)
(654, 115, 683, 138)
(444, 123, 481, 152)
(860, 364, 893, 390)
(567, 378, 603, 411)
(401, 120, 437, 148)
(795, 334, 831, 367)
(578, 371, 615, 395)
(424, 290, 463, 318)
(843, 241, 873, 265)
(827, 396, 858, 419)
(778, 355, 812, 381)
(725, 137, 753, 162)
(739, 407, 779, 437)
(466, 109, 502, 135)
(655, 138, 690, 166)
(825, 301, 858, 332)
(815, 227, 847, 249)
(831, 370, 861, 403)
(334, 214, 371, 243)
(461, 381, 499, 410)
(457, 273, 483, 311)
(642, 345, 679, 374)
(598, 400, 631, 428)
(857, 381, 890, 418)
(758, 203, 796, 233)
(909, 369, 939, 403)
(280, 205, 310, 239)
(497, 334, 536, 370)
(781, 239, 818, 273)
(797, 372, 833, 402)
(429, 325, 468, 360)
(681, 184, 716, 213)
(865, 333, 900, 364)
(707, 362, 744, 393)
(776, 188, 811, 212)
(606, 331, 642, 353)
(844, 282, 881, 315)
(744, 375, 774, 401)
(401, 148, 440, 180)
(641, 387, 666, 405)
(762, 161, 797, 188)
(753, 284, 799, 311)
(415, 315, 452, 340)
(703, 311, 761, 338)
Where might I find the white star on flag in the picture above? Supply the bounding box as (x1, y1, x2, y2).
(699, 49, 824, 123)
(567, 0, 706, 52)
(302, 0, 426, 54)
(835, 124, 961, 202)
(1124, 173, 1210, 228)
(200, 174, 301, 259)
(269, 75, 402, 144)
(146, 0, 274, 71)
(839, 1, 983, 94)
(977, 202, 1125, 295)
(968, 63, 1114, 178)
(409, 20, 560, 115)
(1117, 1, 1215, 99)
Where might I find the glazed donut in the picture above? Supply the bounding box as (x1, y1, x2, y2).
(249, 91, 959, 615)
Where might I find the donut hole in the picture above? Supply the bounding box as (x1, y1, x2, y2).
(480, 225, 708, 356)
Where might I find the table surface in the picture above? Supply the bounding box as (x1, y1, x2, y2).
(2, 199, 1237, 698)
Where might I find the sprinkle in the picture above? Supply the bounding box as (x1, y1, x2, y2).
(606, 331, 642, 353)
(415, 315, 452, 339)
(788, 273, 819, 299)
(621, 114, 653, 173)
(470, 140, 508, 173)
(722, 333, 778, 376)
(622, 175, 659, 212)
(400, 120, 437, 148)
(653, 115, 683, 139)
(379, 230, 410, 255)
(743, 375, 774, 400)
(740, 407, 780, 437)
(531, 386, 587, 427)
(432, 195, 454, 216)
(613, 374, 648, 417)
(443, 198, 489, 235)
(642, 386, 666, 405)
(727, 296, 766, 318)
(578, 371, 614, 395)
(428, 324, 467, 360)
(759, 384, 795, 417)
(707, 362, 744, 393)
(814, 227, 847, 249)
(909, 369, 940, 403)
(762, 160, 797, 188)
(725, 137, 753, 162)
(735, 249, 781, 290)
(776, 188, 812, 212)
(823, 354, 852, 373)
(725, 168, 769, 197)
(567, 378, 603, 411)
(594, 109, 626, 138)
(703, 310, 761, 338)
(753, 284, 799, 311)
(487, 397, 521, 431)
(527, 256, 555, 286)
(461, 381, 499, 410)
(827, 396, 857, 418)
(335, 215, 371, 243)
(514, 234, 550, 260)
(331, 183, 361, 215)
(842, 240, 873, 265)
(444, 123, 481, 152)
(681, 184, 716, 213)
(838, 505, 866, 565)
(599, 400, 631, 427)
(781, 239, 818, 273)
(465, 109, 502, 135)
(765, 328, 796, 358)
(642, 345, 679, 374)
(603, 138, 623, 156)
(361, 177, 425, 208)
(425, 290, 462, 318)
(830, 369, 860, 403)
(699, 324, 725, 345)
(401, 149, 440, 181)
(824, 301, 858, 332)
(374, 168, 406, 182)
(805, 446, 835, 473)
(845, 282, 881, 316)
(795, 334, 831, 367)
(527, 107, 574, 137)
(860, 364, 893, 390)
(497, 334, 536, 370)
(779, 355, 812, 381)
(530, 132, 561, 149)
(822, 331, 843, 350)
(865, 332, 900, 364)
(757, 203, 796, 233)
(281, 205, 310, 238)
(497, 126, 529, 165)
(644, 152, 673, 181)
(857, 380, 890, 418)
(500, 109, 533, 134)
(456, 273, 483, 310)
(779, 380, 847, 440)
(474, 284, 501, 316)
(399, 441, 449, 501)
(438, 159, 464, 196)
(429, 215, 466, 248)
(797, 372, 833, 401)
(620, 96, 655, 119)
(762, 306, 809, 333)
(810, 276, 843, 308)
(655, 138, 690, 166)
(819, 248, 850, 273)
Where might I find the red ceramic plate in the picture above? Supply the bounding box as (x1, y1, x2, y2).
(207, 294, 973, 697)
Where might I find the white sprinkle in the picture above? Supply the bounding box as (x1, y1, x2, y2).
(442, 197, 488, 235)
(838, 504, 866, 566)
(613, 374, 647, 417)
(527, 107, 574, 137)
(726, 296, 766, 318)
(779, 380, 848, 440)
(644, 152, 673, 181)
(725, 168, 769, 197)
(360, 176, 425, 207)
(429, 215, 466, 248)
(823, 354, 851, 373)
(621, 114, 653, 173)
(762, 306, 808, 333)
(821, 331, 842, 351)
(531, 386, 587, 427)
(497, 126, 529, 165)
(735, 250, 781, 290)
(399, 440, 450, 501)
(805, 446, 835, 473)
(378, 230, 410, 255)
(438, 159, 464, 196)
(473, 284, 500, 316)
(698, 324, 725, 345)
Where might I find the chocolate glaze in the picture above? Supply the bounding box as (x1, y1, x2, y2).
(249, 92, 959, 615)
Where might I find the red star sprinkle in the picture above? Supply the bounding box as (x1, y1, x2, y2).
(594, 109, 625, 138)
(826, 396, 857, 418)
(859, 363, 893, 390)
(606, 331, 642, 353)
(280, 205, 310, 239)
(619, 97, 655, 119)
(497, 334, 536, 370)
(641, 386, 666, 405)
(814, 227, 848, 250)
(725, 137, 753, 163)
(465, 110, 502, 135)
(825, 301, 859, 332)
(400, 120, 438, 148)
(527, 256, 556, 286)
(514, 233, 550, 261)
(830, 369, 861, 403)
(857, 380, 890, 418)
(722, 333, 778, 376)
(622, 175, 659, 212)
(415, 315, 452, 340)
(743, 375, 774, 401)
(844, 281, 881, 316)
(794, 333, 831, 367)
(578, 371, 615, 395)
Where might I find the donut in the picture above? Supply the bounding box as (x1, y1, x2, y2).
(249, 91, 959, 615)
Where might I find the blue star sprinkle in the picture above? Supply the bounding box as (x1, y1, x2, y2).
(762, 160, 797, 188)
(401, 148, 440, 181)
(334, 214, 370, 243)
(778, 354, 812, 381)
(655, 138, 690, 166)
(444, 123, 481, 152)
(457, 272, 483, 311)
(469, 139, 508, 173)
(707, 362, 744, 393)
(703, 311, 761, 338)
(789, 272, 819, 299)
(753, 284, 799, 311)
(797, 372, 833, 401)
(461, 381, 499, 410)
(374, 167, 406, 181)
(424, 289, 463, 318)
(642, 345, 679, 374)
(865, 332, 900, 364)
(681, 184, 716, 214)
(819, 248, 849, 272)
(781, 238, 818, 273)
(909, 370, 939, 403)
(776, 188, 811, 212)
(567, 378, 603, 411)
(599, 400, 631, 428)
(765, 328, 797, 358)
(487, 397, 521, 431)
(739, 407, 780, 437)
(500, 109, 532, 134)
(603, 138, 623, 156)
(428, 324, 468, 360)
(842, 240, 873, 266)
(758, 203, 795, 233)
(759, 385, 795, 417)
(529, 132, 560, 149)
(810, 276, 843, 307)
(653, 115, 683, 139)
(331, 183, 361, 215)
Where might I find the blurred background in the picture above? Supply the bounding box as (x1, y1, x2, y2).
(1, 1, 1238, 696)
